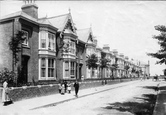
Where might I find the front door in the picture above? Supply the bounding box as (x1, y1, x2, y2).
(21, 56, 29, 84)
(79, 65, 82, 79)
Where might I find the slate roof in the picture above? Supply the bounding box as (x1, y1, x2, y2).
(0, 11, 38, 24)
(38, 17, 52, 25)
(77, 28, 92, 43)
(46, 13, 70, 32)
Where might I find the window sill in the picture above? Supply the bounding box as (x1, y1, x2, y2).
(39, 48, 56, 52)
(22, 45, 30, 49)
(39, 77, 56, 80)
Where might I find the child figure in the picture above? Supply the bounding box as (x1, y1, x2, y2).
(58, 82, 62, 94)
(61, 84, 65, 95)
(67, 82, 71, 94)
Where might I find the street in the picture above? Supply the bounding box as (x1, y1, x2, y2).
(21, 80, 159, 115)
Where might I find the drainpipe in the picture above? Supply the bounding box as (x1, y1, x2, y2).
(12, 19, 14, 71)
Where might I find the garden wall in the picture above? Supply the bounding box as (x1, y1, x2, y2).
(0, 78, 135, 103)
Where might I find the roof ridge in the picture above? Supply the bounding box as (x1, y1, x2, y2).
(0, 11, 22, 19)
(38, 17, 47, 20)
(46, 13, 69, 19)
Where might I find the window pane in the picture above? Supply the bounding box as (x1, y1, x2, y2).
(41, 39, 46, 48)
(70, 62, 75, 76)
(48, 58, 55, 77)
(22, 30, 28, 46)
(65, 62, 69, 69)
(40, 31, 46, 48)
(41, 58, 46, 67)
(41, 68, 45, 77)
(48, 32, 55, 51)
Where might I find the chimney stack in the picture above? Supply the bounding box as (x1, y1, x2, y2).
(112, 49, 118, 56)
(103, 44, 110, 51)
(21, 0, 38, 19)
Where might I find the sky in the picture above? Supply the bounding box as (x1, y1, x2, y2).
(0, 0, 166, 76)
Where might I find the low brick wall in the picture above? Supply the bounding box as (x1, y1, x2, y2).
(0, 78, 137, 102)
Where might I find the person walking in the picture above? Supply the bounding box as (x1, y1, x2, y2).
(67, 82, 71, 94)
(73, 80, 79, 97)
(61, 84, 65, 95)
(58, 82, 62, 94)
(64, 81, 67, 93)
(2, 79, 12, 106)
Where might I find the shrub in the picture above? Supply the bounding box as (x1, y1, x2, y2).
(0, 68, 15, 87)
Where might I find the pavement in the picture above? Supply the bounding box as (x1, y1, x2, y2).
(153, 79, 166, 115)
(0, 80, 139, 115)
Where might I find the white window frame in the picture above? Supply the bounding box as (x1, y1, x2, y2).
(40, 31, 47, 49)
(41, 58, 46, 78)
(48, 58, 55, 78)
(69, 40, 76, 55)
(70, 62, 75, 78)
(39, 31, 56, 51)
(65, 61, 69, 78)
(48, 32, 55, 51)
(39, 58, 56, 80)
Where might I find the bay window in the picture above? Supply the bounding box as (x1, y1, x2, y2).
(39, 58, 55, 80)
(70, 41, 76, 55)
(39, 31, 55, 51)
(64, 61, 75, 79)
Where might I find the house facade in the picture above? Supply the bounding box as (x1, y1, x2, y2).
(0, 3, 41, 84)
(0, 2, 149, 85)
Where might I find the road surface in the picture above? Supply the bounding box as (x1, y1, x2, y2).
(28, 80, 159, 115)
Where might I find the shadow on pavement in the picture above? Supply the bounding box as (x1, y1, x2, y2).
(103, 94, 157, 115)
(141, 86, 159, 91)
(158, 86, 166, 90)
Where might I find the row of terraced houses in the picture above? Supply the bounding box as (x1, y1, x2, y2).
(0, 2, 150, 84)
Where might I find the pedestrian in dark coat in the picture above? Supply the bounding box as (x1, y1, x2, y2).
(73, 80, 79, 97)
(58, 82, 62, 93)
(64, 81, 67, 93)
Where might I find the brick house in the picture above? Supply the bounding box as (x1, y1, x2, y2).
(0, 2, 87, 84)
(0, 3, 42, 84)
(0, 2, 147, 85)
(48, 13, 78, 80)
(77, 28, 98, 79)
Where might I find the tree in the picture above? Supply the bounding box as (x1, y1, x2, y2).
(111, 63, 118, 77)
(86, 53, 98, 77)
(124, 65, 130, 77)
(148, 25, 166, 65)
(135, 70, 139, 77)
(0, 68, 15, 87)
(8, 30, 26, 70)
(111, 57, 119, 78)
(139, 69, 143, 76)
(131, 68, 136, 73)
(131, 68, 136, 77)
(100, 52, 111, 78)
(8, 30, 26, 85)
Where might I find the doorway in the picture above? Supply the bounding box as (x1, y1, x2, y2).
(21, 55, 29, 84)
